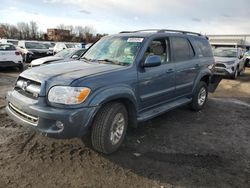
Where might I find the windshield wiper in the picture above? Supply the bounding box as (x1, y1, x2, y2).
(96, 59, 120, 65)
(81, 57, 93, 62)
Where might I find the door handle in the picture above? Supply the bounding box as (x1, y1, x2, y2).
(166, 68, 174, 73)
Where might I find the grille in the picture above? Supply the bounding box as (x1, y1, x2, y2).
(14, 77, 41, 99)
(215, 63, 226, 68)
(8, 102, 38, 126)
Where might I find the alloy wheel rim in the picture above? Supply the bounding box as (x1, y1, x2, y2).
(110, 113, 125, 145)
(198, 87, 207, 106)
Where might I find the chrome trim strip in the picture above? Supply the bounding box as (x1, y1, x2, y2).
(8, 103, 38, 126)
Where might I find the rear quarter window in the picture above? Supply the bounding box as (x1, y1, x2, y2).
(0, 44, 16, 51)
(171, 37, 195, 62)
(193, 38, 213, 57)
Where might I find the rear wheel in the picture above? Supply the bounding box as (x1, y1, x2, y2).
(190, 81, 208, 111)
(91, 102, 128, 154)
(18, 64, 23, 71)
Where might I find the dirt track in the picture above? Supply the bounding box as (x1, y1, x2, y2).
(0, 68, 250, 188)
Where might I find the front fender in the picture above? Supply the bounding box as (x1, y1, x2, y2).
(88, 85, 137, 107)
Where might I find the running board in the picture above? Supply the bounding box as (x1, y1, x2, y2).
(137, 98, 192, 122)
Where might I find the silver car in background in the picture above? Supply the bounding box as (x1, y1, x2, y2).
(213, 47, 245, 79)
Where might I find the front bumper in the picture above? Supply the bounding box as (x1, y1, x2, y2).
(6, 90, 97, 139)
(214, 64, 236, 76)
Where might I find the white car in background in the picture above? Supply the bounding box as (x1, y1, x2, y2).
(53, 42, 80, 54)
(0, 43, 23, 70)
(0, 39, 19, 46)
(30, 48, 86, 67)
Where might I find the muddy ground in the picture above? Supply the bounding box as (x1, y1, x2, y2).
(0, 67, 249, 188)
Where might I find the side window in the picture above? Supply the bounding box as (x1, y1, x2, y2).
(171, 37, 194, 62)
(193, 38, 213, 57)
(144, 38, 170, 64)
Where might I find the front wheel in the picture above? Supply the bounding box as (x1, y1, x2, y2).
(91, 102, 128, 154)
(190, 81, 208, 111)
(231, 67, 239, 79)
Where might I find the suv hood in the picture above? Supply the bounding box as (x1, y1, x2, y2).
(20, 60, 123, 84)
(214, 56, 237, 63)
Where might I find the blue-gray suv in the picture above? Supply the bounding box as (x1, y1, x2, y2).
(6, 29, 221, 154)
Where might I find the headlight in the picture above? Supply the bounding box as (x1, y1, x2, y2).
(48, 86, 91, 105)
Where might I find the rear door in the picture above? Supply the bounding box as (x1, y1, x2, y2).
(170, 37, 200, 97)
(137, 37, 175, 110)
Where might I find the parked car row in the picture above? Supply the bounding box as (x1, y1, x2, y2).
(0, 38, 91, 64)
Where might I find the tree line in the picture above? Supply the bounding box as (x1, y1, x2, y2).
(0, 21, 107, 43)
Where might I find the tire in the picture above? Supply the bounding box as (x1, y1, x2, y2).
(245, 59, 249, 67)
(18, 64, 23, 71)
(240, 66, 245, 76)
(91, 102, 128, 154)
(190, 81, 208, 111)
(230, 67, 238, 79)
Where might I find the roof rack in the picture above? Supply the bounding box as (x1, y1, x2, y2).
(120, 29, 203, 37)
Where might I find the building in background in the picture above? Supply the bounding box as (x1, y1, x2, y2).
(47, 28, 70, 41)
(208, 34, 250, 50)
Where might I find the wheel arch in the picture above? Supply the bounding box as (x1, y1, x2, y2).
(87, 87, 138, 130)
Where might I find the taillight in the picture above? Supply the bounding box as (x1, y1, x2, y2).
(15, 51, 20, 55)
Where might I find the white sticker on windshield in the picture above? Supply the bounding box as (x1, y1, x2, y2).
(127, 38, 144, 43)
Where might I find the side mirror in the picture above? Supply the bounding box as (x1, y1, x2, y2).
(72, 55, 79, 59)
(239, 55, 243, 59)
(143, 55, 161, 67)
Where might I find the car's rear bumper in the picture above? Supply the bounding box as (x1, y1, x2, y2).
(0, 61, 22, 68)
(6, 90, 97, 139)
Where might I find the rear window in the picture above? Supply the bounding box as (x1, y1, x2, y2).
(7, 40, 18, 46)
(171, 37, 194, 62)
(193, 38, 213, 57)
(0, 44, 16, 51)
(25, 42, 47, 49)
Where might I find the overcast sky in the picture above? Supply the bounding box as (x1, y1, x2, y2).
(0, 0, 250, 35)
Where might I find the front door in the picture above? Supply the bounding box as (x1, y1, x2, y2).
(137, 38, 175, 110)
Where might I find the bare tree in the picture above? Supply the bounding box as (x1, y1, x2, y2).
(29, 21, 38, 39)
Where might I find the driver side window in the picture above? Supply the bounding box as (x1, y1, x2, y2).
(144, 38, 169, 64)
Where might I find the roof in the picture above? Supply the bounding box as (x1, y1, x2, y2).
(113, 29, 207, 39)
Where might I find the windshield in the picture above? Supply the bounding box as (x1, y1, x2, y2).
(213, 48, 237, 58)
(82, 36, 143, 66)
(55, 48, 75, 58)
(25, 42, 47, 49)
